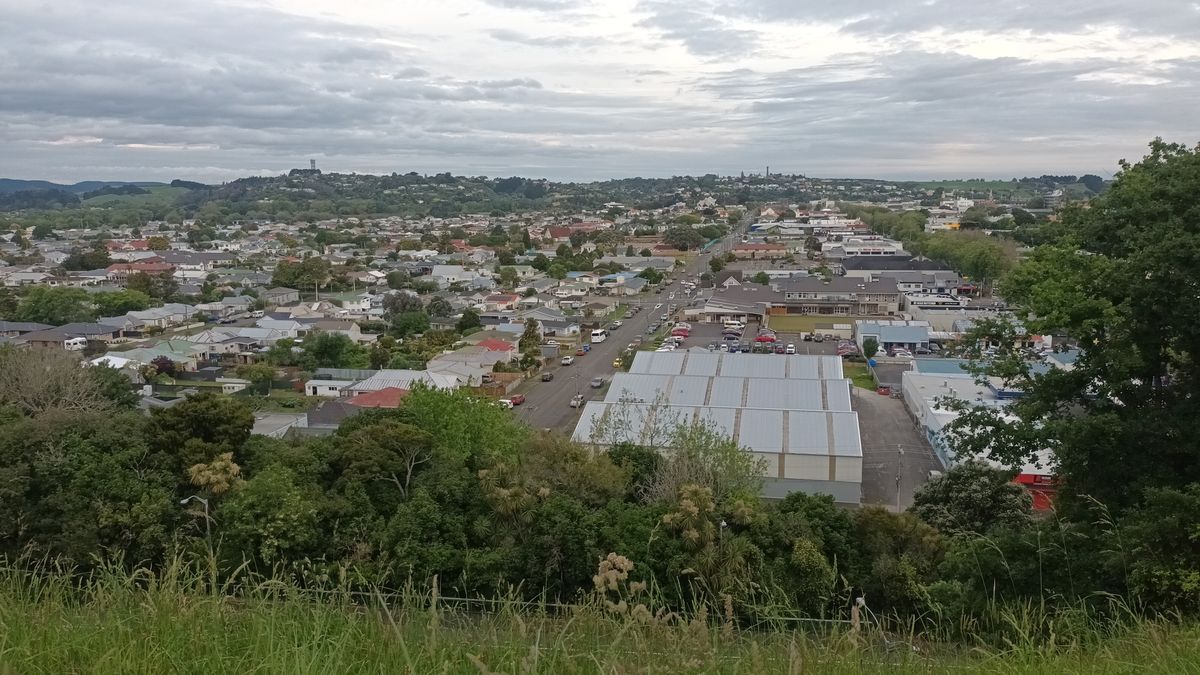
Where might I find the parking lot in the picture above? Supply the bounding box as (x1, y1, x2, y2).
(665, 320, 843, 356)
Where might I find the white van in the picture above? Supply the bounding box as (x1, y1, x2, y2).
(250, 310, 265, 318)
(63, 337, 88, 351)
(723, 320, 745, 330)
(590, 329, 608, 343)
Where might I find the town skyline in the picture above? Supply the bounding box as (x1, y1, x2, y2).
(4, 0, 1196, 183)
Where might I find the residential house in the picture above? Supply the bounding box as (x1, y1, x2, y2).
(261, 286, 301, 306)
(0, 321, 52, 338)
(16, 322, 123, 349)
(343, 369, 461, 394)
(305, 379, 356, 397)
(305, 319, 373, 344)
(106, 262, 174, 285)
(482, 293, 520, 311)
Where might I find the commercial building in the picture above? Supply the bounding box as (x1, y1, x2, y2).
(901, 359, 1056, 509)
(572, 351, 863, 504)
(776, 277, 902, 316)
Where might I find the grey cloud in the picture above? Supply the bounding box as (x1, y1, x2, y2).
(717, 0, 1200, 38)
(489, 29, 577, 47)
(392, 67, 431, 79)
(637, 0, 757, 57)
(479, 0, 587, 11)
(1, 0, 1196, 183)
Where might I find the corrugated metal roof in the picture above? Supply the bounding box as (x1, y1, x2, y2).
(707, 378, 746, 408)
(606, 373, 851, 412)
(738, 409, 784, 453)
(630, 352, 846, 380)
(682, 351, 720, 376)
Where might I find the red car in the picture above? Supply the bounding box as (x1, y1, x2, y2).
(754, 334, 777, 343)
(507, 394, 526, 406)
(575, 348, 586, 356)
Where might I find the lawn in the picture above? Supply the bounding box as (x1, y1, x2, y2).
(842, 361, 876, 389)
(4, 563, 1199, 675)
(80, 185, 190, 208)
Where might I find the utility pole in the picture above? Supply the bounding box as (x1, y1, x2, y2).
(895, 445, 905, 513)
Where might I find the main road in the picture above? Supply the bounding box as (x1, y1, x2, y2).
(516, 219, 748, 432)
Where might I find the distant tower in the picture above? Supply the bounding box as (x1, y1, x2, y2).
(310, 159, 317, 171)
(766, 166, 770, 177)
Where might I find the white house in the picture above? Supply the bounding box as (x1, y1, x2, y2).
(304, 379, 356, 397)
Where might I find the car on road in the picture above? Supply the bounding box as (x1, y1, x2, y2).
(708, 342, 717, 351)
(561, 355, 575, 366)
(786, 343, 796, 354)
(612, 358, 623, 367)
(497, 399, 514, 409)
(719, 342, 729, 352)
(575, 348, 586, 356)
(590, 376, 605, 388)
(611, 321, 623, 328)
(499, 394, 525, 407)
(569, 394, 585, 408)
(541, 372, 554, 382)
(660, 314, 668, 321)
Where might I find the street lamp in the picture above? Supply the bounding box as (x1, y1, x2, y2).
(180, 495, 212, 542)
(895, 446, 905, 513)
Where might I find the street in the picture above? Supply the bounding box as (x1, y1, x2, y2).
(516, 232, 726, 430)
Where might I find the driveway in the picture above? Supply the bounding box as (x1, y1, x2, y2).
(852, 388, 941, 511)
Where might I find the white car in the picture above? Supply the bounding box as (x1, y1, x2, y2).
(785, 343, 796, 354)
(612, 321, 623, 328)
(561, 355, 575, 366)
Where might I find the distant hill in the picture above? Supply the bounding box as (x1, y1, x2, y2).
(0, 179, 167, 195)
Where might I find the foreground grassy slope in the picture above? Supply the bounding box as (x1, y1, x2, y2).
(1, 567, 1197, 674)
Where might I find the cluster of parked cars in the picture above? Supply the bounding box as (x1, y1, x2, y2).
(656, 322, 691, 352)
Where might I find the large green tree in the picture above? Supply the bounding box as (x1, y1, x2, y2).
(947, 140, 1200, 513)
(12, 287, 94, 324)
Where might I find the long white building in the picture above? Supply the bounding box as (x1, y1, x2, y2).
(571, 351, 863, 504)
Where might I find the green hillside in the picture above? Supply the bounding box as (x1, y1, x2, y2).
(80, 184, 191, 208)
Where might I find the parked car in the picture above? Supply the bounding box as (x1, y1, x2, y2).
(541, 372, 554, 382)
(754, 335, 776, 343)
(740, 342, 751, 352)
(612, 358, 623, 367)
(719, 343, 729, 352)
(497, 399, 514, 409)
(660, 314, 669, 321)
(774, 343, 787, 354)
(561, 355, 575, 366)
(575, 348, 586, 356)
(812, 334, 824, 343)
(590, 377, 605, 388)
(728, 343, 740, 353)
(708, 342, 718, 351)
(802, 333, 813, 342)
(570, 394, 585, 408)
(612, 320, 623, 328)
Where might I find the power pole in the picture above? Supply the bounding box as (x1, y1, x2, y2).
(895, 445, 905, 513)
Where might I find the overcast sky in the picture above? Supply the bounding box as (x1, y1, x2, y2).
(2, 0, 1198, 183)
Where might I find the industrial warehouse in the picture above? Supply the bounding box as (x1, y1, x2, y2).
(571, 351, 864, 504)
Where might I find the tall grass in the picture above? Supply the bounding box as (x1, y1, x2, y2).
(0, 556, 1197, 673)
